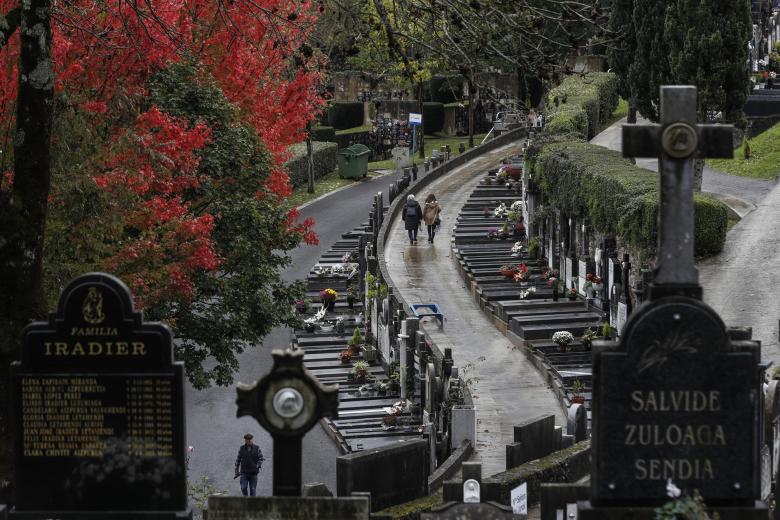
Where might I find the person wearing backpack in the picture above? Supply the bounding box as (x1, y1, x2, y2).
(423, 193, 442, 244)
(402, 194, 423, 245)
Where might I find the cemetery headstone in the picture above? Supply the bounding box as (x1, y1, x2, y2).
(580, 86, 767, 518)
(7, 272, 189, 518)
(235, 349, 338, 496)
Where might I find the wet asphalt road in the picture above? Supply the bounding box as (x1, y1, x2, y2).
(184, 170, 401, 498)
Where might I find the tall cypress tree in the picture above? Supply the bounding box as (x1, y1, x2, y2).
(627, 0, 670, 122)
(606, 0, 638, 123)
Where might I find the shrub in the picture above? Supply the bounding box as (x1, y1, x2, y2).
(422, 102, 445, 134)
(311, 126, 336, 142)
(284, 141, 337, 188)
(527, 138, 729, 256)
(327, 101, 365, 130)
(545, 73, 619, 139)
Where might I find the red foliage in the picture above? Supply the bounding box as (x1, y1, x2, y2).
(0, 0, 324, 304)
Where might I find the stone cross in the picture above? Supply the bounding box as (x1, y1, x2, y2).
(622, 86, 733, 299)
(236, 350, 338, 496)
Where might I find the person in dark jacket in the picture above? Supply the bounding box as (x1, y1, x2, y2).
(422, 193, 442, 244)
(234, 433, 264, 496)
(401, 194, 423, 245)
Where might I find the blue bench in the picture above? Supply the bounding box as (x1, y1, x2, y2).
(411, 303, 444, 328)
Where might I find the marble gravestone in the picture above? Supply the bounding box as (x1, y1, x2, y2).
(5, 273, 189, 519)
(579, 86, 768, 519)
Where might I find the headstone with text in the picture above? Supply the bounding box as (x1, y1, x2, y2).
(7, 272, 189, 518)
(579, 86, 767, 518)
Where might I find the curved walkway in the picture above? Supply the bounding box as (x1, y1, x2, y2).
(591, 118, 780, 364)
(384, 142, 565, 478)
(591, 117, 775, 214)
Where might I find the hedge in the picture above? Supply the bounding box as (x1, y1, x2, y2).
(327, 101, 365, 130)
(423, 102, 445, 134)
(527, 138, 728, 256)
(311, 125, 336, 142)
(284, 141, 337, 188)
(544, 73, 619, 140)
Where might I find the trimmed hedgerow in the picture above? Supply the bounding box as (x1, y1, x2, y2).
(526, 138, 728, 256)
(284, 142, 337, 188)
(545, 73, 619, 139)
(327, 101, 365, 130)
(423, 102, 445, 134)
(311, 125, 336, 142)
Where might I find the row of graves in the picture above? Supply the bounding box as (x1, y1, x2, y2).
(449, 154, 602, 421)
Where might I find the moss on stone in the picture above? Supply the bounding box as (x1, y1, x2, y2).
(374, 490, 444, 519)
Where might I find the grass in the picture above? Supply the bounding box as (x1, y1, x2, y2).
(367, 132, 488, 171)
(335, 124, 372, 135)
(706, 121, 780, 180)
(286, 169, 379, 208)
(603, 98, 629, 129)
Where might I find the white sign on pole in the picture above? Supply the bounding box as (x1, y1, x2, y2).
(409, 112, 422, 125)
(511, 482, 527, 514)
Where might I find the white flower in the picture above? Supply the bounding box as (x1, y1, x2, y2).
(493, 203, 508, 218)
(510, 200, 525, 212)
(519, 287, 536, 299)
(552, 331, 574, 344)
(511, 242, 524, 254)
(304, 306, 327, 324)
(666, 478, 681, 499)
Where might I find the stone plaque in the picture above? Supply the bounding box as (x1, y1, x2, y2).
(463, 479, 480, 503)
(564, 257, 574, 289)
(12, 273, 186, 512)
(616, 302, 627, 337)
(592, 297, 758, 505)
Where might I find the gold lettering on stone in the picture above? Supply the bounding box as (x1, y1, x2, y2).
(634, 459, 714, 480)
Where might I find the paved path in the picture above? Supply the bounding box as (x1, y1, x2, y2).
(591, 117, 775, 213)
(185, 170, 400, 498)
(384, 142, 565, 478)
(592, 118, 780, 364)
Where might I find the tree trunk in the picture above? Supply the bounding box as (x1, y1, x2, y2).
(468, 70, 474, 148)
(627, 102, 637, 124)
(417, 82, 424, 160)
(0, 0, 54, 353)
(306, 121, 314, 194)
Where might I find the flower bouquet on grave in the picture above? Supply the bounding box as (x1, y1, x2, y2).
(346, 286, 359, 309)
(493, 203, 509, 219)
(294, 298, 309, 314)
(567, 286, 578, 301)
(497, 169, 509, 183)
(591, 275, 603, 293)
(581, 327, 597, 350)
(552, 330, 574, 353)
(513, 263, 529, 283)
(303, 307, 327, 333)
(320, 288, 338, 311)
(352, 360, 371, 383)
(500, 264, 517, 278)
(487, 228, 499, 240)
(547, 277, 560, 301)
(570, 379, 586, 404)
(340, 349, 353, 364)
(519, 287, 536, 300)
(511, 241, 525, 257)
(348, 327, 364, 355)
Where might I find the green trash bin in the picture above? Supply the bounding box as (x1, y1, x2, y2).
(338, 144, 371, 179)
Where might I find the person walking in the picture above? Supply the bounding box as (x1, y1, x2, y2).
(402, 194, 423, 245)
(234, 433, 264, 496)
(423, 193, 442, 244)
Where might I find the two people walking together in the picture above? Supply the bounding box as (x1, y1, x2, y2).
(402, 193, 442, 245)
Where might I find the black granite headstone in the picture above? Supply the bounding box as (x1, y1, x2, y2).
(10, 273, 188, 516)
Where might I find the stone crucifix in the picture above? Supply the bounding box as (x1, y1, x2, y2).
(622, 86, 733, 300)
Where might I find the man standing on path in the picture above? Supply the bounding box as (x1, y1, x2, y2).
(234, 433, 264, 496)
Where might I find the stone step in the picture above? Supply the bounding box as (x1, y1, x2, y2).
(511, 311, 601, 327)
(513, 321, 602, 340)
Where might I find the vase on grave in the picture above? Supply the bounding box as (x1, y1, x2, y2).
(327, 301, 336, 312)
(347, 296, 355, 309)
(556, 342, 568, 353)
(552, 285, 559, 301)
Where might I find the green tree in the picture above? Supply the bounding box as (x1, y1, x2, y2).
(606, 0, 638, 123)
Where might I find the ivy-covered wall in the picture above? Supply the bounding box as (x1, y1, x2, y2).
(533, 73, 729, 257)
(284, 142, 338, 188)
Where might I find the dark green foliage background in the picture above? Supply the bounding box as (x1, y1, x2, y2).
(311, 125, 337, 142)
(284, 142, 338, 187)
(327, 101, 365, 130)
(422, 102, 445, 134)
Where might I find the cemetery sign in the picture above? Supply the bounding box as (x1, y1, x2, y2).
(11, 273, 188, 515)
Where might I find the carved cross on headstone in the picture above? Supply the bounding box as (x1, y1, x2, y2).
(236, 349, 338, 496)
(622, 86, 733, 299)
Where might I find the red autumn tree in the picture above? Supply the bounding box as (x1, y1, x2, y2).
(0, 0, 325, 381)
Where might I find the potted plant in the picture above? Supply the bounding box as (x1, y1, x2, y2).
(500, 264, 516, 278)
(513, 263, 528, 283)
(346, 286, 358, 309)
(340, 350, 352, 364)
(592, 275, 603, 293)
(352, 360, 370, 383)
(511, 241, 524, 257)
(294, 298, 309, 314)
(320, 288, 338, 311)
(552, 330, 574, 353)
(567, 286, 578, 301)
(581, 327, 597, 350)
(571, 379, 586, 404)
(348, 327, 364, 355)
(547, 277, 559, 301)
